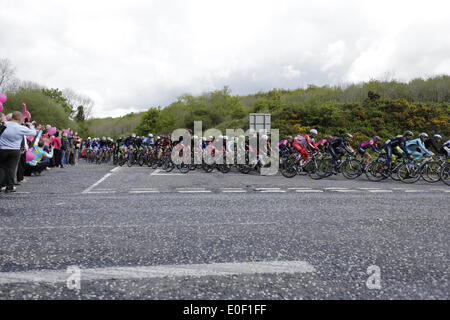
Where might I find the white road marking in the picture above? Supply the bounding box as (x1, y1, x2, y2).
(110, 167, 121, 173)
(295, 190, 323, 193)
(130, 190, 160, 194)
(404, 190, 428, 193)
(254, 188, 286, 193)
(84, 191, 117, 194)
(333, 189, 360, 192)
(151, 169, 183, 176)
(0, 260, 315, 284)
(82, 167, 122, 194)
(368, 190, 393, 193)
(323, 187, 349, 190)
(358, 188, 381, 190)
(178, 189, 212, 193)
(221, 188, 247, 193)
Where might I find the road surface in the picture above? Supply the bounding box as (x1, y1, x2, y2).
(0, 163, 448, 299)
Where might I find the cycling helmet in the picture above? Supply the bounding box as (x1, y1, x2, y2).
(343, 133, 353, 140)
(87, 137, 91, 140)
(433, 134, 442, 140)
(373, 136, 381, 141)
(223, 136, 228, 140)
(310, 129, 318, 135)
(148, 134, 153, 138)
(326, 135, 333, 141)
(403, 131, 413, 138)
(419, 133, 429, 139)
(132, 133, 136, 138)
(202, 137, 207, 141)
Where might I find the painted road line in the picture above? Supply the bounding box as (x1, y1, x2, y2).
(82, 167, 122, 194)
(288, 188, 313, 190)
(333, 189, 361, 192)
(358, 188, 381, 190)
(178, 189, 212, 193)
(368, 190, 393, 193)
(323, 187, 349, 190)
(84, 191, 117, 194)
(0, 260, 315, 284)
(110, 167, 121, 173)
(221, 188, 247, 193)
(295, 190, 323, 193)
(130, 190, 160, 194)
(151, 169, 183, 176)
(404, 190, 429, 193)
(254, 188, 286, 193)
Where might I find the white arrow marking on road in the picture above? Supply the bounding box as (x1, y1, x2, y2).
(0, 260, 315, 284)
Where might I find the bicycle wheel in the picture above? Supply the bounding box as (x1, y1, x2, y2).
(177, 163, 190, 174)
(127, 153, 134, 167)
(365, 160, 389, 182)
(440, 162, 450, 186)
(317, 159, 333, 178)
(138, 154, 144, 166)
(398, 162, 421, 184)
(305, 159, 322, 180)
(421, 161, 441, 183)
(203, 163, 214, 173)
(342, 159, 363, 180)
(216, 164, 229, 173)
(280, 156, 297, 178)
(163, 157, 175, 172)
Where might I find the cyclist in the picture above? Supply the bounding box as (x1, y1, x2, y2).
(424, 134, 444, 156)
(293, 129, 319, 163)
(383, 131, 414, 169)
(441, 139, 450, 157)
(314, 135, 333, 152)
(406, 133, 434, 160)
(357, 136, 381, 165)
(328, 133, 355, 174)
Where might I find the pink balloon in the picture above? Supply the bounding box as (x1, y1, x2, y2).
(0, 102, 3, 113)
(0, 93, 7, 104)
(48, 127, 56, 136)
(26, 150, 35, 162)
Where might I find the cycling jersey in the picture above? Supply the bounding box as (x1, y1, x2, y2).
(441, 139, 450, 157)
(406, 138, 433, 158)
(294, 135, 316, 150)
(425, 139, 444, 156)
(358, 140, 380, 154)
(383, 136, 411, 167)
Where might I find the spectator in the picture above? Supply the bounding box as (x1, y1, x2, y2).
(0, 111, 36, 193)
(61, 132, 70, 168)
(52, 131, 62, 168)
(25, 130, 54, 176)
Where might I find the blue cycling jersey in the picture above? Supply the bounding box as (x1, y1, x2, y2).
(406, 138, 433, 156)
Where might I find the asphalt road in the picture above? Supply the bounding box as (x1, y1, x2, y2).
(0, 163, 448, 300)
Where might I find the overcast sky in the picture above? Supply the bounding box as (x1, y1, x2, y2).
(1, 0, 450, 117)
